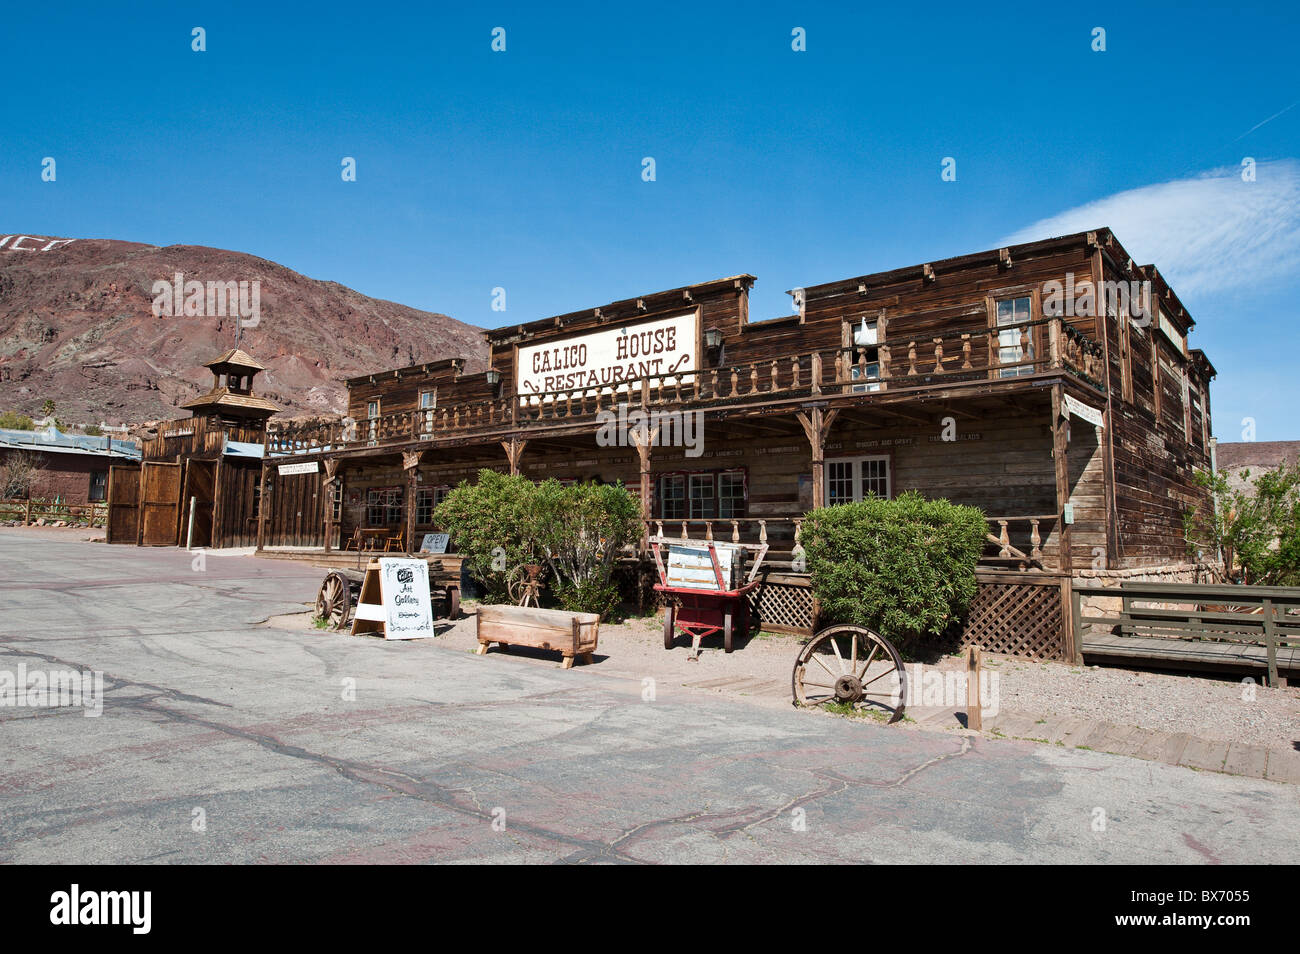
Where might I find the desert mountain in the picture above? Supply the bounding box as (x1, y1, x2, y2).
(0, 233, 487, 425)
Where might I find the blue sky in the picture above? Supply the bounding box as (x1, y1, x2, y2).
(2, 2, 1298, 439)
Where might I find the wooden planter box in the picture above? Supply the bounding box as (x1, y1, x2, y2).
(475, 604, 600, 668)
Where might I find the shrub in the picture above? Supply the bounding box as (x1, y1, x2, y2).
(0, 411, 35, 430)
(534, 480, 641, 617)
(800, 491, 987, 640)
(433, 470, 544, 602)
(1184, 463, 1300, 585)
(433, 471, 641, 617)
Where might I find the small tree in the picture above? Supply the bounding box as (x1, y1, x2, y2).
(0, 451, 45, 499)
(534, 479, 640, 617)
(1184, 463, 1300, 585)
(433, 470, 544, 601)
(801, 491, 987, 640)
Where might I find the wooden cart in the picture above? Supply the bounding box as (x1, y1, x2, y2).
(314, 558, 460, 630)
(650, 535, 767, 657)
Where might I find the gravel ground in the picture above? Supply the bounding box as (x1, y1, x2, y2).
(269, 598, 1300, 753)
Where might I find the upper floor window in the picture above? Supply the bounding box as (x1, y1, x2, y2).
(366, 400, 380, 419)
(995, 296, 1034, 377)
(419, 390, 436, 410)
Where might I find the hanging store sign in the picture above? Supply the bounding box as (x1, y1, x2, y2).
(277, 460, 320, 475)
(517, 312, 699, 399)
(1062, 395, 1105, 429)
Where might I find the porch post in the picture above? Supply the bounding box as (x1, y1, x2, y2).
(255, 462, 271, 552)
(322, 458, 339, 553)
(403, 450, 423, 553)
(501, 436, 527, 476)
(632, 424, 660, 552)
(1050, 385, 1073, 575)
(795, 407, 839, 510)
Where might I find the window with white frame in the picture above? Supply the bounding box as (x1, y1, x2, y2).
(419, 389, 436, 409)
(366, 400, 380, 419)
(995, 296, 1034, 377)
(825, 456, 891, 505)
(850, 361, 881, 392)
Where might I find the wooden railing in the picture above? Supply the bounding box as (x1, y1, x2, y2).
(268, 315, 1105, 454)
(1071, 580, 1300, 685)
(643, 517, 804, 549)
(985, 514, 1056, 568)
(0, 498, 107, 528)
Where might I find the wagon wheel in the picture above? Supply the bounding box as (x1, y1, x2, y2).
(723, 609, 734, 654)
(444, 585, 460, 620)
(314, 571, 354, 631)
(792, 624, 907, 723)
(663, 603, 676, 650)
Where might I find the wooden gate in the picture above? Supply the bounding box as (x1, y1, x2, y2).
(180, 459, 216, 548)
(139, 461, 182, 546)
(105, 465, 141, 544)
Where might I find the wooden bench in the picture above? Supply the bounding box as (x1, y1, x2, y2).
(475, 604, 600, 669)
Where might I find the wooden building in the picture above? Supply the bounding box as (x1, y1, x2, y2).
(107, 349, 280, 546)
(255, 229, 1216, 651)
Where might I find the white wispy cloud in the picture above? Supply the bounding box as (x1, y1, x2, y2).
(1000, 159, 1300, 297)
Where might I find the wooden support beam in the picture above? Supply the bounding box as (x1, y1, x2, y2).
(795, 407, 839, 509)
(631, 424, 660, 551)
(322, 457, 339, 553)
(255, 463, 271, 551)
(501, 436, 528, 476)
(1050, 384, 1073, 576)
(403, 450, 423, 553)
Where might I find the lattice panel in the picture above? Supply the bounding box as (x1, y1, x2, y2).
(747, 579, 816, 635)
(959, 578, 1065, 660)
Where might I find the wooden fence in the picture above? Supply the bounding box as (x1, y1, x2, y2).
(0, 498, 107, 528)
(957, 570, 1071, 661)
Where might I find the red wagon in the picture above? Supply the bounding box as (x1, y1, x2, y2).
(650, 536, 768, 657)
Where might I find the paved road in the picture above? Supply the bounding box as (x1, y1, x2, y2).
(1, 531, 1296, 864)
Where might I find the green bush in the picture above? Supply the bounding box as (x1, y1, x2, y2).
(0, 411, 35, 430)
(433, 470, 544, 602)
(800, 491, 987, 639)
(433, 471, 641, 617)
(534, 479, 641, 617)
(1185, 462, 1300, 585)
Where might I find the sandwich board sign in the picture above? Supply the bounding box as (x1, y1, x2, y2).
(419, 532, 449, 554)
(350, 558, 436, 640)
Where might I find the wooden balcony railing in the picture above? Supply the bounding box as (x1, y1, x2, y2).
(267, 315, 1105, 454)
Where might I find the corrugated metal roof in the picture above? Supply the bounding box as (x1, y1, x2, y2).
(0, 426, 141, 460)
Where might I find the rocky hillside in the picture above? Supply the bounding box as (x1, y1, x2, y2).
(0, 233, 487, 425)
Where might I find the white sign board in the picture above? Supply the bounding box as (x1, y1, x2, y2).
(666, 543, 740, 591)
(1063, 395, 1105, 430)
(277, 460, 320, 475)
(419, 532, 449, 554)
(378, 558, 436, 640)
(516, 312, 699, 399)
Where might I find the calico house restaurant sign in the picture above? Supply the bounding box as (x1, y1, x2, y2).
(517, 312, 699, 399)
